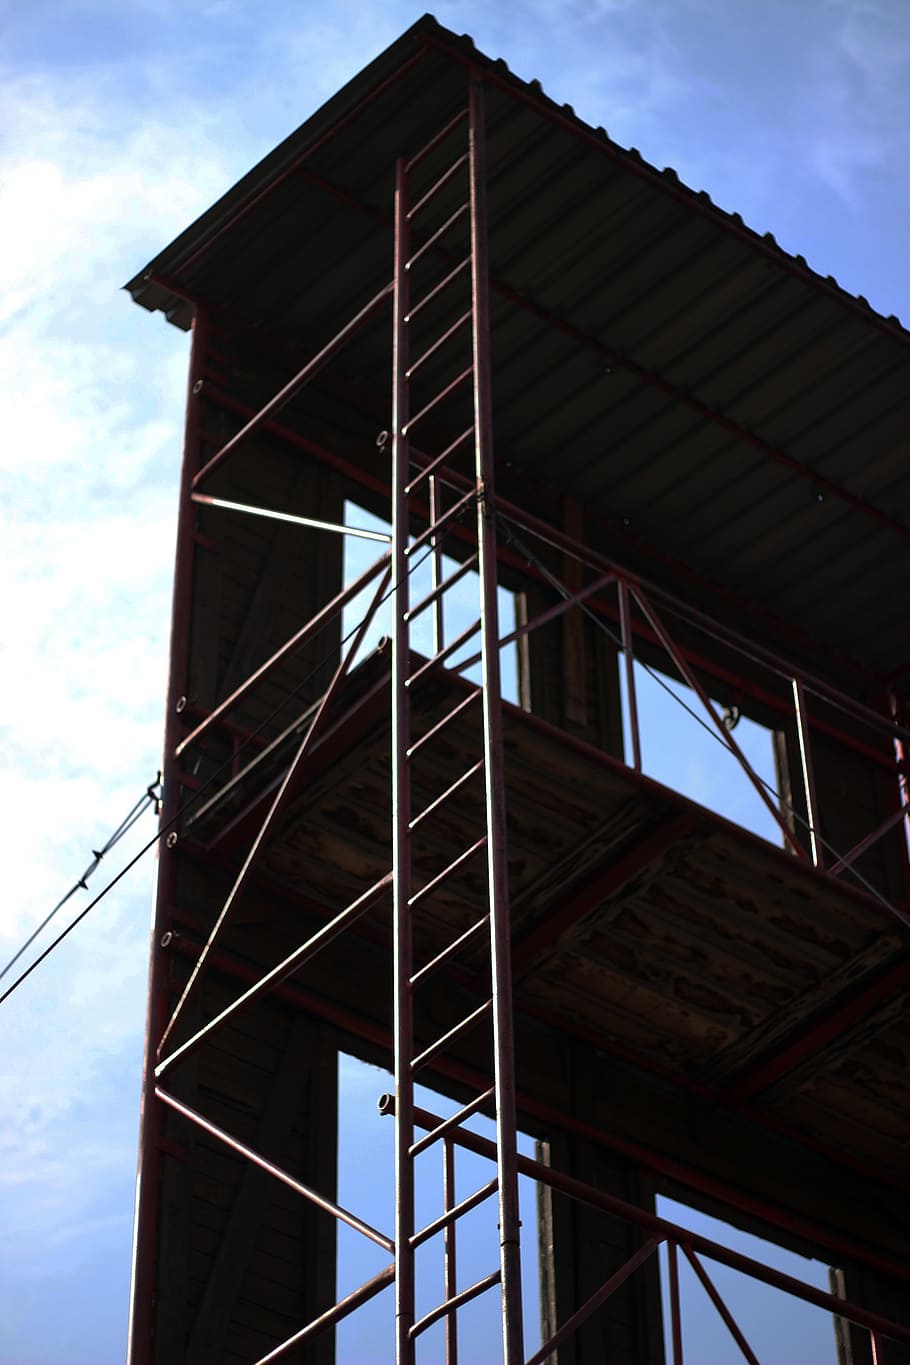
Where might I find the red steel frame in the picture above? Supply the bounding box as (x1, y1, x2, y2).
(390, 77, 524, 1362)
(128, 56, 910, 1365)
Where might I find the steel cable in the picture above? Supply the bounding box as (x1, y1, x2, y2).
(0, 536, 442, 1010)
(0, 778, 161, 988)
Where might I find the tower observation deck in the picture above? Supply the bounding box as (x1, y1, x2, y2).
(126, 15, 910, 1364)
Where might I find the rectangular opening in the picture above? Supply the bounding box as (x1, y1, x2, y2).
(656, 1193, 838, 1365)
(342, 499, 519, 701)
(619, 658, 787, 847)
(336, 1052, 541, 1360)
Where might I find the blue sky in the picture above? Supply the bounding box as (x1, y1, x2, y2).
(1, 1, 909, 1362)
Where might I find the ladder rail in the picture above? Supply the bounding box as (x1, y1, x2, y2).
(390, 76, 525, 1364)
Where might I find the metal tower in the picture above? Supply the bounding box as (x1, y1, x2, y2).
(127, 17, 910, 1364)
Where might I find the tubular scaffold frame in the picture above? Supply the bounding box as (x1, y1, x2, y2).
(129, 66, 910, 1365)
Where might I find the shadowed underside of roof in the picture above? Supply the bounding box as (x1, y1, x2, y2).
(127, 13, 910, 683)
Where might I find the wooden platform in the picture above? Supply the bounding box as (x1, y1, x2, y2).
(169, 654, 910, 1284)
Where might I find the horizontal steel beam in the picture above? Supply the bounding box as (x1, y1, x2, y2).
(163, 916, 910, 1283)
(724, 951, 910, 1104)
(512, 812, 696, 976)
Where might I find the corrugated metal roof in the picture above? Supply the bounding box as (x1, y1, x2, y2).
(127, 14, 910, 681)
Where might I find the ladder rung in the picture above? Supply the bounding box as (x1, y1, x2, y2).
(407, 154, 469, 222)
(410, 1087, 496, 1160)
(411, 1175, 498, 1247)
(405, 427, 474, 496)
(405, 108, 469, 174)
(409, 207, 474, 271)
(408, 689, 480, 759)
(408, 837, 487, 909)
(409, 758, 484, 831)
(406, 254, 471, 318)
(404, 488, 476, 558)
(402, 365, 473, 438)
(404, 553, 478, 626)
(410, 912, 489, 989)
(406, 619, 482, 690)
(411, 999, 492, 1074)
(409, 1269, 501, 1340)
(406, 309, 472, 380)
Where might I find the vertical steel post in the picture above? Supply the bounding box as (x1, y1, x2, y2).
(619, 580, 642, 771)
(391, 156, 416, 1363)
(468, 70, 525, 1365)
(429, 473, 446, 653)
(443, 1135, 459, 1364)
(667, 1242, 684, 1365)
(890, 688, 910, 897)
(127, 308, 209, 1365)
(792, 677, 823, 867)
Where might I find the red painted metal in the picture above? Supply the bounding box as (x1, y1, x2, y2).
(410, 912, 489, 986)
(828, 799, 910, 879)
(391, 149, 417, 1363)
(158, 563, 391, 1057)
(793, 676, 823, 867)
(156, 1086, 394, 1249)
(525, 1236, 663, 1365)
(632, 582, 810, 859)
(443, 1137, 459, 1365)
(411, 1270, 501, 1340)
(405, 106, 469, 174)
(151, 259, 894, 695)
(255, 1264, 395, 1365)
(428, 475, 446, 652)
(404, 549, 478, 635)
(174, 252, 882, 690)
(165, 930, 910, 1283)
(468, 72, 525, 1363)
(724, 951, 910, 1104)
(407, 688, 480, 758)
(683, 1247, 762, 1365)
(175, 549, 389, 758)
(190, 378, 906, 772)
(126, 307, 209, 1365)
(402, 1100, 910, 1348)
(411, 1176, 498, 1250)
(407, 620, 481, 688)
(410, 1087, 496, 1159)
(156, 872, 393, 1077)
(453, 567, 617, 676)
(512, 812, 697, 975)
(667, 1241, 684, 1365)
(619, 578, 642, 771)
(407, 309, 473, 380)
(408, 153, 469, 221)
(410, 998, 492, 1074)
(192, 281, 392, 490)
(407, 836, 487, 910)
(131, 35, 910, 1362)
(290, 160, 910, 546)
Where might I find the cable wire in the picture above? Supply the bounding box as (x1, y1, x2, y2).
(0, 537, 440, 1011)
(0, 777, 161, 987)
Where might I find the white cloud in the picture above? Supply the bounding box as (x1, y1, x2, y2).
(0, 37, 222, 1333)
(809, 0, 910, 200)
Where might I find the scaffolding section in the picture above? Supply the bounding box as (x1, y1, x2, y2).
(127, 17, 910, 1365)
